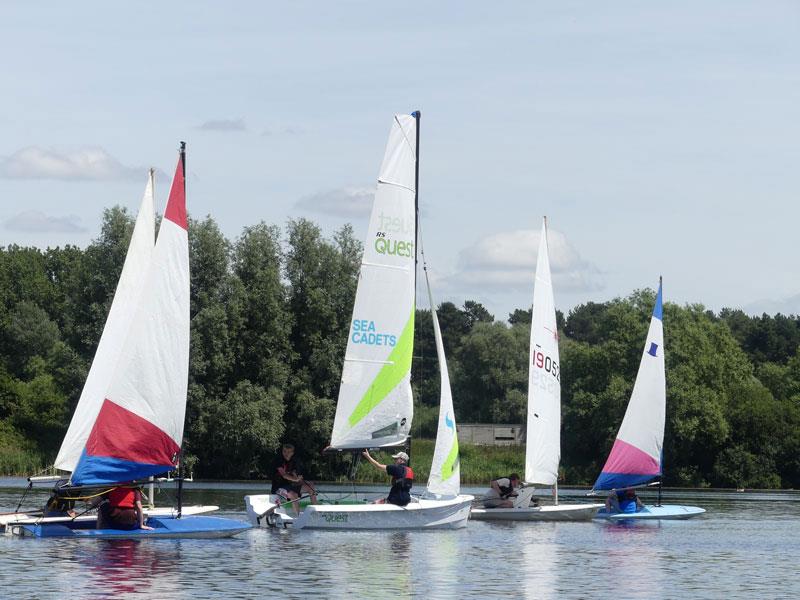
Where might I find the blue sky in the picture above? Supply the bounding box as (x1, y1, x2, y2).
(1, 2, 798, 319)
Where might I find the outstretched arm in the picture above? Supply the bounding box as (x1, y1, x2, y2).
(362, 450, 387, 472)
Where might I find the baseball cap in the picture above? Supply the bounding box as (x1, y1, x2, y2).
(391, 451, 409, 461)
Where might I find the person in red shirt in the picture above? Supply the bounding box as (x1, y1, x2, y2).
(97, 486, 153, 530)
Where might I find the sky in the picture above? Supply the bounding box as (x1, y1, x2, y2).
(1, 1, 798, 320)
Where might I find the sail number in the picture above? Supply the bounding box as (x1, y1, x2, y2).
(532, 350, 560, 382)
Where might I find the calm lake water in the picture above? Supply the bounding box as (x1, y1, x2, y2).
(1, 479, 798, 599)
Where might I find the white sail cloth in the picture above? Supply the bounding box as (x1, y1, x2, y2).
(330, 114, 417, 449)
(55, 173, 155, 472)
(424, 259, 461, 498)
(525, 218, 561, 486)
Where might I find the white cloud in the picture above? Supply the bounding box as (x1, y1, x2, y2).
(197, 118, 246, 132)
(0, 147, 142, 181)
(3, 210, 87, 233)
(261, 125, 305, 136)
(445, 228, 604, 294)
(294, 187, 375, 218)
(742, 294, 800, 317)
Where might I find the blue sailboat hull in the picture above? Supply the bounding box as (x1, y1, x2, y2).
(11, 515, 251, 539)
(595, 504, 706, 521)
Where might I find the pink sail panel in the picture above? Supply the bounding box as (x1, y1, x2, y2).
(601, 438, 661, 476)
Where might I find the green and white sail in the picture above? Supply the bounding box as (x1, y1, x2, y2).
(525, 217, 561, 486)
(330, 113, 417, 449)
(423, 255, 461, 498)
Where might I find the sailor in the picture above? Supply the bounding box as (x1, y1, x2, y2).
(606, 488, 644, 514)
(43, 491, 77, 518)
(96, 486, 153, 530)
(361, 449, 414, 507)
(482, 474, 521, 508)
(271, 443, 318, 514)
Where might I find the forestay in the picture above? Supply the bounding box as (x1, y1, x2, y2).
(423, 253, 460, 498)
(55, 172, 156, 473)
(71, 154, 190, 485)
(593, 281, 665, 491)
(525, 218, 560, 486)
(330, 114, 417, 449)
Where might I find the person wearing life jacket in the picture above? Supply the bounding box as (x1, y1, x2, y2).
(96, 486, 153, 530)
(606, 488, 644, 514)
(483, 474, 521, 508)
(361, 449, 414, 507)
(270, 443, 318, 514)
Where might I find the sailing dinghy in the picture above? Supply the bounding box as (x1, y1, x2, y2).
(245, 112, 472, 530)
(592, 279, 705, 520)
(9, 146, 248, 539)
(471, 218, 602, 521)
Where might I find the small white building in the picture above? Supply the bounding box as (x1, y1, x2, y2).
(456, 423, 524, 446)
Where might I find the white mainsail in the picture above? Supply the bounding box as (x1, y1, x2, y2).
(330, 113, 417, 449)
(72, 150, 190, 486)
(423, 255, 460, 498)
(525, 217, 561, 486)
(55, 171, 156, 473)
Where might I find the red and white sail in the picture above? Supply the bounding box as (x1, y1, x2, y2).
(72, 150, 190, 485)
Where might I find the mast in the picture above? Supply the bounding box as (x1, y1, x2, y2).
(411, 110, 420, 461)
(176, 141, 186, 519)
(545, 216, 559, 506)
(657, 274, 663, 507)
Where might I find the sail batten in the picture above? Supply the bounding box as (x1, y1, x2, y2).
(329, 114, 417, 450)
(525, 218, 561, 486)
(593, 281, 665, 491)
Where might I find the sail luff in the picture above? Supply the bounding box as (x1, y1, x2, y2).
(329, 114, 417, 450)
(55, 171, 156, 473)
(525, 218, 561, 485)
(593, 281, 665, 491)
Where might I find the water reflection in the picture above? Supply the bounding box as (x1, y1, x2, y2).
(521, 524, 558, 600)
(75, 539, 183, 598)
(596, 521, 664, 598)
(2, 483, 800, 599)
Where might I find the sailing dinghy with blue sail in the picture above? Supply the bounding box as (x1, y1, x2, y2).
(471, 218, 602, 521)
(8, 145, 249, 538)
(245, 112, 472, 529)
(592, 279, 705, 520)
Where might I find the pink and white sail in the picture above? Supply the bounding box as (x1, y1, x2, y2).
(593, 281, 665, 491)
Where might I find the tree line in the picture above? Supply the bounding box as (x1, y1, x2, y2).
(1, 207, 798, 488)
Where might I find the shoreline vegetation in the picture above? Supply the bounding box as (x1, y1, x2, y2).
(2, 208, 800, 489)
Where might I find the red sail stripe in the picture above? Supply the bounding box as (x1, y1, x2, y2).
(164, 154, 187, 230)
(85, 399, 180, 467)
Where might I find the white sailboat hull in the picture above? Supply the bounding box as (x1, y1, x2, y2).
(246, 494, 474, 530)
(470, 502, 603, 522)
(295, 495, 474, 530)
